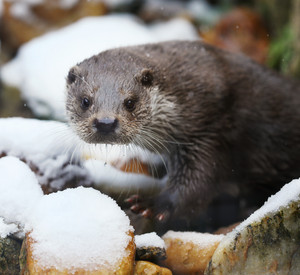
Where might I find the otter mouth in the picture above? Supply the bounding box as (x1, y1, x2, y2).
(82, 132, 133, 146)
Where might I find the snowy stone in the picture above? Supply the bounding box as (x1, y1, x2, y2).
(135, 232, 165, 249)
(135, 232, 167, 261)
(162, 231, 224, 275)
(206, 178, 300, 274)
(26, 187, 134, 272)
(1, 14, 199, 120)
(233, 177, 300, 233)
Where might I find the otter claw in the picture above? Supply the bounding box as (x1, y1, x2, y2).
(130, 203, 144, 213)
(124, 194, 140, 204)
(141, 208, 153, 218)
(156, 211, 170, 222)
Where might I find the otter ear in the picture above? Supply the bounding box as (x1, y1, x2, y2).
(140, 69, 154, 86)
(67, 66, 80, 85)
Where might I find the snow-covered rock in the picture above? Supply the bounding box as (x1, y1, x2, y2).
(135, 232, 166, 261)
(206, 178, 300, 274)
(24, 187, 135, 273)
(135, 232, 165, 250)
(0, 155, 135, 273)
(162, 231, 224, 274)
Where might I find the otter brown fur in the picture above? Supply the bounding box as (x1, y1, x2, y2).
(66, 40, 300, 226)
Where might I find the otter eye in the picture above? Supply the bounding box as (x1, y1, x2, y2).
(124, 99, 136, 111)
(81, 97, 90, 110)
(140, 69, 153, 86)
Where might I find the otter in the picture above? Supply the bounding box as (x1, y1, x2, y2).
(66, 40, 300, 226)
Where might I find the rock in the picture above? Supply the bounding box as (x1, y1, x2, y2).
(0, 236, 22, 274)
(206, 179, 300, 275)
(134, 261, 172, 275)
(161, 231, 224, 275)
(21, 232, 135, 274)
(136, 246, 167, 262)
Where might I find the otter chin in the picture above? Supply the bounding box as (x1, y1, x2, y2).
(66, 40, 300, 230)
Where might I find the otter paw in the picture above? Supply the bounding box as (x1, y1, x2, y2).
(124, 195, 154, 218)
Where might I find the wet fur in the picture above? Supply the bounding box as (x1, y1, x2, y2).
(66, 40, 300, 222)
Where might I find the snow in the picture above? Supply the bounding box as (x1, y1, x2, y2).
(0, 155, 134, 272)
(0, 156, 43, 228)
(0, 117, 78, 160)
(135, 232, 165, 249)
(28, 187, 133, 272)
(163, 231, 224, 249)
(0, 217, 19, 239)
(0, 117, 165, 192)
(233, 178, 300, 233)
(0, 117, 88, 190)
(1, 14, 199, 120)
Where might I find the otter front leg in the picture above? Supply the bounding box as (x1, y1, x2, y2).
(124, 187, 179, 222)
(153, 170, 218, 222)
(126, 158, 219, 223)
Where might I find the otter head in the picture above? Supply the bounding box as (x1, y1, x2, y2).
(65, 49, 163, 149)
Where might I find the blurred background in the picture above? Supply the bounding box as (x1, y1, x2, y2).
(0, 0, 299, 119)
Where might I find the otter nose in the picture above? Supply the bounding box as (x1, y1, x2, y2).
(93, 118, 118, 134)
